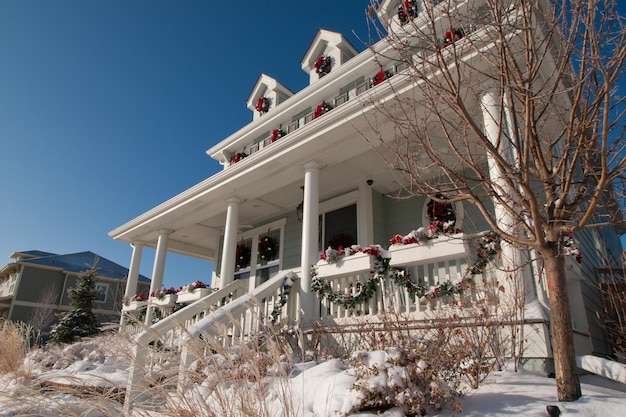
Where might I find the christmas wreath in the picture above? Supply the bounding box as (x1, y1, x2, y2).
(425, 195, 460, 234)
(398, 0, 418, 25)
(271, 128, 285, 143)
(236, 243, 251, 269)
(371, 69, 393, 87)
(563, 233, 583, 263)
(258, 234, 277, 262)
(442, 27, 465, 47)
(231, 151, 248, 164)
(314, 101, 332, 119)
(256, 97, 269, 114)
(314, 54, 332, 77)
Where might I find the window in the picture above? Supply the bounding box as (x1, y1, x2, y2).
(95, 283, 109, 303)
(320, 204, 357, 250)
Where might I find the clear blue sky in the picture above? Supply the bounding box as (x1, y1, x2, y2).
(2, 2, 624, 291)
(0, 1, 372, 290)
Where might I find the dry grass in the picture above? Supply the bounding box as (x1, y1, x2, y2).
(0, 319, 32, 375)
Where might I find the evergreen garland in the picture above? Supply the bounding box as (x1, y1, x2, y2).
(312, 231, 501, 309)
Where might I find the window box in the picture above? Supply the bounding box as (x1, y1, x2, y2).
(177, 287, 212, 304)
(152, 293, 177, 306)
(316, 252, 375, 279)
(389, 233, 467, 267)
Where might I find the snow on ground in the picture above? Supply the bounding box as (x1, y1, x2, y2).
(1, 336, 625, 416)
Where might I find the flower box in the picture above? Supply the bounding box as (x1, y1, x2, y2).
(389, 233, 468, 267)
(152, 294, 177, 306)
(316, 252, 375, 279)
(124, 300, 147, 311)
(177, 287, 212, 304)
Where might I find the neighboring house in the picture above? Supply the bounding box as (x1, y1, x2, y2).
(111, 0, 623, 389)
(0, 250, 150, 334)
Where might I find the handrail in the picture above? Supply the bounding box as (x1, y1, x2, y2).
(135, 279, 248, 344)
(187, 269, 300, 339)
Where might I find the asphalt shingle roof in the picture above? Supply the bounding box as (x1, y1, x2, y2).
(18, 251, 150, 282)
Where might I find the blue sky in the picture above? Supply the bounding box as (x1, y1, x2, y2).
(0, 1, 371, 289)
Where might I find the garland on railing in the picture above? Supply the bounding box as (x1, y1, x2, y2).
(371, 69, 393, 87)
(314, 101, 332, 119)
(269, 272, 297, 324)
(311, 231, 501, 309)
(270, 128, 285, 143)
(231, 151, 248, 164)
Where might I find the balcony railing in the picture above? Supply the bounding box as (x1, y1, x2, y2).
(313, 233, 500, 321)
(229, 63, 405, 165)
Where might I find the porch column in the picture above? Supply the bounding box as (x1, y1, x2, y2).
(357, 181, 375, 246)
(120, 242, 143, 331)
(145, 230, 170, 326)
(300, 162, 320, 321)
(481, 89, 536, 304)
(220, 197, 242, 288)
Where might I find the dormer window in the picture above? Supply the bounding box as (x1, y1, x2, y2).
(398, 0, 418, 25)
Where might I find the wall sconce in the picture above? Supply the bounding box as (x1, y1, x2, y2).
(296, 186, 304, 222)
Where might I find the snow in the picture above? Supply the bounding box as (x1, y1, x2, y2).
(1, 336, 625, 416)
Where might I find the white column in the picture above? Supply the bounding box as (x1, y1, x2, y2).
(120, 242, 143, 331)
(481, 89, 536, 304)
(145, 230, 170, 326)
(220, 197, 242, 288)
(357, 181, 375, 246)
(124, 242, 143, 300)
(300, 162, 320, 321)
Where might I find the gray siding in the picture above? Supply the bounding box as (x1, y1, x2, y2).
(15, 267, 64, 304)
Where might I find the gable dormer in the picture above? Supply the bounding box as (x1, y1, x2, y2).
(247, 74, 294, 121)
(301, 29, 359, 86)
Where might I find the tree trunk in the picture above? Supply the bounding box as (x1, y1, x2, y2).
(543, 247, 582, 401)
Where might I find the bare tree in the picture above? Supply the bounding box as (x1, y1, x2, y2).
(26, 283, 59, 341)
(363, 0, 625, 401)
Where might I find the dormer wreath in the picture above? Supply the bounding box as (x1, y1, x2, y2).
(398, 0, 418, 25)
(256, 97, 270, 114)
(314, 55, 332, 77)
(314, 101, 332, 119)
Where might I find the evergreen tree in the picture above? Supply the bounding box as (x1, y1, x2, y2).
(50, 263, 101, 343)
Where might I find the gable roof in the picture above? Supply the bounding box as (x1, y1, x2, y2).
(17, 251, 150, 283)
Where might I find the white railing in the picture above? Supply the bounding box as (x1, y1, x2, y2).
(123, 270, 300, 412)
(314, 234, 497, 321)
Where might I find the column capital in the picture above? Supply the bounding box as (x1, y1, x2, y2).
(226, 196, 244, 205)
(157, 229, 173, 236)
(303, 161, 321, 171)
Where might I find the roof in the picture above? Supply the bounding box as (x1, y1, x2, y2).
(16, 251, 150, 283)
(10, 250, 58, 260)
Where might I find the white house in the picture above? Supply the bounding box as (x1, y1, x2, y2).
(110, 0, 624, 409)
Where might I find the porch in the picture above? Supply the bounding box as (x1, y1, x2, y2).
(121, 230, 525, 412)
